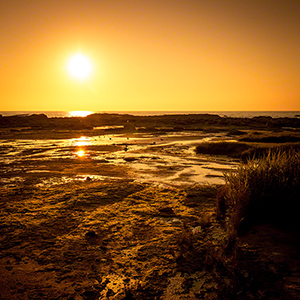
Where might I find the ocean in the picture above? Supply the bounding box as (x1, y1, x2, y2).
(1, 111, 300, 119)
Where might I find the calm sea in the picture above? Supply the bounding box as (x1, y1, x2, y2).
(1, 111, 300, 119)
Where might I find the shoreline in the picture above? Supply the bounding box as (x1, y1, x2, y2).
(0, 130, 239, 189)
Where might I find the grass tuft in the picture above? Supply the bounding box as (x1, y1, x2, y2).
(216, 149, 300, 234)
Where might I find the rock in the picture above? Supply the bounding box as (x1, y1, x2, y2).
(227, 129, 246, 136)
(158, 207, 175, 217)
(85, 230, 97, 238)
(124, 157, 137, 162)
(192, 226, 202, 234)
(169, 218, 182, 227)
(97, 159, 109, 163)
(83, 290, 98, 299)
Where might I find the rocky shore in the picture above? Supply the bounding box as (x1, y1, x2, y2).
(1, 113, 300, 299)
(1, 112, 300, 132)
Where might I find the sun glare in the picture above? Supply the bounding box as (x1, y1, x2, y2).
(67, 53, 92, 80)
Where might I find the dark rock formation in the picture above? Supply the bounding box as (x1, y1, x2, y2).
(1, 113, 300, 131)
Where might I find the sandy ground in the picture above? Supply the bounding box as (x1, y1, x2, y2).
(1, 130, 300, 299)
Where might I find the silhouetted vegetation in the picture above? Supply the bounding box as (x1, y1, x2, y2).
(240, 133, 300, 143)
(195, 142, 251, 158)
(216, 149, 300, 235)
(195, 140, 300, 161)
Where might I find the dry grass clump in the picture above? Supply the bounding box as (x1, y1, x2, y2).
(240, 133, 300, 143)
(240, 142, 300, 160)
(216, 149, 300, 235)
(196, 141, 300, 163)
(195, 142, 251, 158)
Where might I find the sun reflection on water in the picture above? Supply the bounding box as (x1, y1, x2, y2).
(68, 111, 94, 117)
(76, 149, 85, 157)
(74, 136, 91, 147)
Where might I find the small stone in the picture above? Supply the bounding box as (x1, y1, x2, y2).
(124, 157, 137, 162)
(85, 230, 97, 238)
(171, 218, 182, 226)
(192, 226, 202, 234)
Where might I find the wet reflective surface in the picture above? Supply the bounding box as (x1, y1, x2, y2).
(0, 132, 239, 188)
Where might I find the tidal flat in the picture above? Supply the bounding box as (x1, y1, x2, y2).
(1, 113, 300, 299)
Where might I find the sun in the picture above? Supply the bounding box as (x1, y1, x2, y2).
(67, 53, 93, 80)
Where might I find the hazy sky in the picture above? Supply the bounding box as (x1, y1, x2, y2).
(1, 0, 299, 111)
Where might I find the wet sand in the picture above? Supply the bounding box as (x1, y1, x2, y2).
(0, 130, 239, 189)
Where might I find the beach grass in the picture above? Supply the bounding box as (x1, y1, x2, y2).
(195, 141, 251, 158)
(195, 140, 300, 161)
(240, 133, 300, 143)
(216, 149, 300, 236)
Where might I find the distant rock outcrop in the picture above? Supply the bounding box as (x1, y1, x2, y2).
(1, 113, 300, 131)
(0, 113, 92, 130)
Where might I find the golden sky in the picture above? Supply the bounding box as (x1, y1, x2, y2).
(0, 0, 299, 111)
